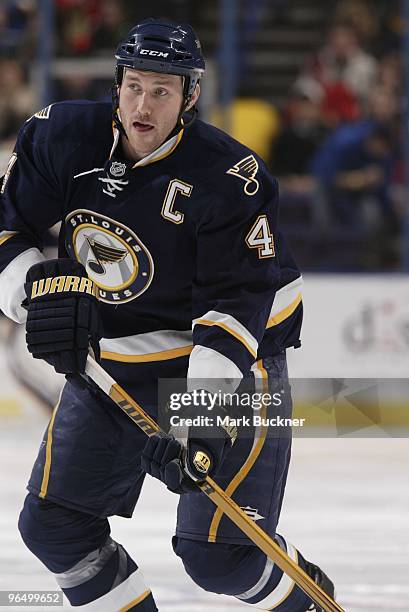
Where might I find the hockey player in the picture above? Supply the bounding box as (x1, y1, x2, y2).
(0, 19, 335, 611)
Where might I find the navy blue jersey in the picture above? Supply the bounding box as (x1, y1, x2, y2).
(0, 101, 302, 399)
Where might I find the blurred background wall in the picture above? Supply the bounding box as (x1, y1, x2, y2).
(0, 0, 408, 401)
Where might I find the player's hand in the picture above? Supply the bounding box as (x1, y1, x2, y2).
(140, 396, 237, 494)
(24, 258, 101, 374)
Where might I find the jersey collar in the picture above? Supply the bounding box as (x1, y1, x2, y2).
(132, 129, 184, 167)
(109, 118, 184, 168)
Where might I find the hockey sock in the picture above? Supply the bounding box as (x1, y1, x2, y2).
(19, 495, 158, 610)
(55, 536, 158, 611)
(235, 535, 311, 611)
(174, 534, 312, 611)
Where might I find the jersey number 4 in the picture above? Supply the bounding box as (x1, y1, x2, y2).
(245, 215, 275, 259)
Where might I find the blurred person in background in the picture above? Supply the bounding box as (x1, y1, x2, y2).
(333, 0, 379, 48)
(56, 0, 100, 56)
(303, 21, 378, 115)
(268, 79, 331, 252)
(377, 52, 402, 96)
(92, 0, 130, 54)
(270, 77, 327, 197)
(310, 85, 401, 265)
(0, 0, 34, 56)
(0, 58, 34, 142)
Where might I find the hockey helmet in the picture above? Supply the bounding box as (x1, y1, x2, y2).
(115, 18, 205, 103)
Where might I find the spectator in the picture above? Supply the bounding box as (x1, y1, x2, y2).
(334, 0, 379, 47)
(0, 1, 35, 58)
(270, 78, 327, 196)
(269, 80, 330, 245)
(304, 22, 378, 105)
(310, 86, 400, 231)
(0, 58, 34, 141)
(58, 7, 93, 55)
(320, 81, 361, 128)
(56, 0, 100, 56)
(92, 0, 130, 53)
(377, 52, 402, 96)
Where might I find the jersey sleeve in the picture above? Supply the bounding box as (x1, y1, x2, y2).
(0, 114, 63, 322)
(188, 159, 280, 391)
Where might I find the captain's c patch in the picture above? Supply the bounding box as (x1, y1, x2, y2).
(226, 155, 260, 196)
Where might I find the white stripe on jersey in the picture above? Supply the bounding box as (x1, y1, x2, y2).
(187, 345, 243, 394)
(193, 310, 259, 357)
(269, 275, 303, 319)
(0, 247, 45, 323)
(100, 329, 192, 360)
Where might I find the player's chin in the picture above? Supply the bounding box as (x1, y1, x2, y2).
(130, 136, 158, 158)
(131, 130, 156, 148)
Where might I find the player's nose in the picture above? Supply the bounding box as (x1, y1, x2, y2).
(135, 92, 152, 119)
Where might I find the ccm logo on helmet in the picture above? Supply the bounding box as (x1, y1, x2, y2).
(140, 49, 169, 57)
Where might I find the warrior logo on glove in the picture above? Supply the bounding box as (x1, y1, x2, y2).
(30, 275, 97, 299)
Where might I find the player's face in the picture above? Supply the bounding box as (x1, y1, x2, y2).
(118, 69, 199, 161)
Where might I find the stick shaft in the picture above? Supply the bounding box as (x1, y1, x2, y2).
(85, 356, 344, 612)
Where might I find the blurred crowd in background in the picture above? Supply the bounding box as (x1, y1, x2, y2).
(0, 0, 407, 271)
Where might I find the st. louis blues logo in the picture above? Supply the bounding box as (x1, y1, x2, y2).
(226, 155, 260, 196)
(85, 236, 127, 274)
(65, 209, 154, 304)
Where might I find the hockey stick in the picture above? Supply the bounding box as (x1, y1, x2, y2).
(85, 355, 343, 612)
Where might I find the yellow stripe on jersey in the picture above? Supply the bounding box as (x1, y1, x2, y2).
(266, 292, 302, 328)
(208, 359, 268, 542)
(0, 231, 18, 246)
(101, 345, 192, 363)
(142, 128, 184, 165)
(133, 129, 184, 168)
(39, 392, 62, 499)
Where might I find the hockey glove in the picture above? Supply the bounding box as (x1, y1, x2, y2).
(24, 258, 101, 374)
(141, 394, 237, 494)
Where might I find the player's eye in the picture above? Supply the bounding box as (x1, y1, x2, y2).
(128, 84, 142, 93)
(155, 88, 168, 96)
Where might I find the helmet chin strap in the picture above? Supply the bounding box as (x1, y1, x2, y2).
(169, 97, 198, 137)
(111, 84, 128, 139)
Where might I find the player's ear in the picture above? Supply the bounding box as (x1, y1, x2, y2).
(186, 83, 200, 112)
